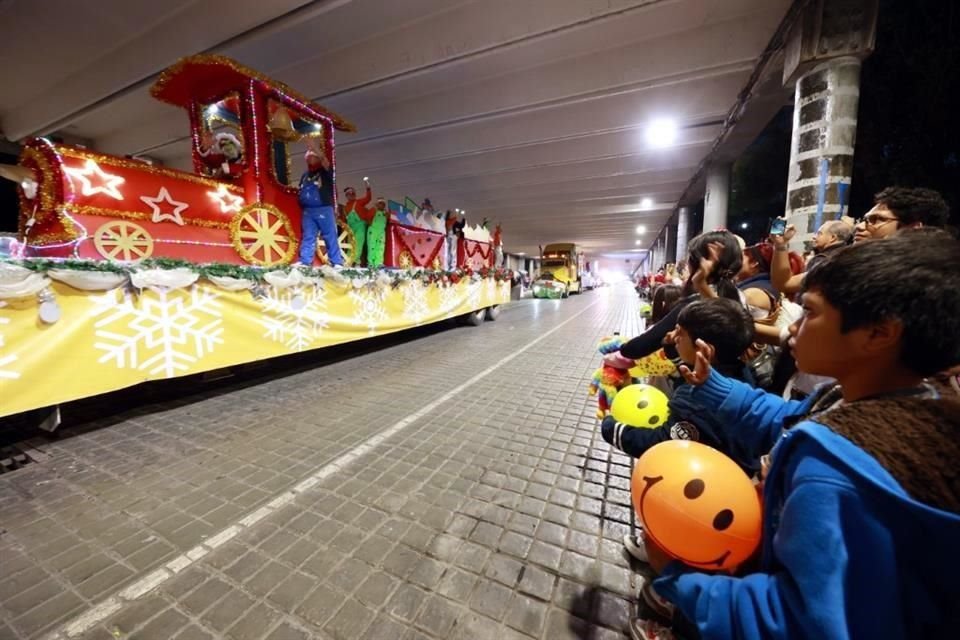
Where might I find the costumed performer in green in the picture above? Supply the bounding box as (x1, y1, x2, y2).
(343, 178, 373, 265)
(367, 197, 389, 268)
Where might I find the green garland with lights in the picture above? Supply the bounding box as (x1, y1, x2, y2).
(0, 257, 515, 288)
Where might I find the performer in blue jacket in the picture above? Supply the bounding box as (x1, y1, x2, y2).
(633, 229, 960, 640)
(298, 139, 343, 266)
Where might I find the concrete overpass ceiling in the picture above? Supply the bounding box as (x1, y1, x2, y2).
(0, 0, 793, 257)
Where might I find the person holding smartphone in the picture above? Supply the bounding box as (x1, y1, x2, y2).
(769, 218, 853, 296)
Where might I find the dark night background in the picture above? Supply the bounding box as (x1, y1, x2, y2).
(2, 0, 959, 241)
(730, 0, 960, 243)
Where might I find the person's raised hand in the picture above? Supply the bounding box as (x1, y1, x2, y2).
(769, 223, 796, 249)
(694, 241, 724, 281)
(678, 339, 715, 385)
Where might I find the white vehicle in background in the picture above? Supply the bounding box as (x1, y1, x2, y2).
(581, 271, 596, 290)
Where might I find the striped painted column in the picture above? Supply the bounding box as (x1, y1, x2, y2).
(784, 57, 862, 250)
(676, 206, 690, 265)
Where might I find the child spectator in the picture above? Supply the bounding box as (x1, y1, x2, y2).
(620, 231, 744, 361)
(650, 284, 682, 324)
(602, 298, 756, 562)
(631, 229, 960, 640)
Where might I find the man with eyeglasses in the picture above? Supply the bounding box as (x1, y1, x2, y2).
(853, 186, 949, 242)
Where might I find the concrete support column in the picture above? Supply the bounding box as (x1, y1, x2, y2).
(676, 206, 691, 265)
(785, 58, 862, 248)
(666, 221, 678, 265)
(703, 163, 730, 232)
(782, 0, 878, 250)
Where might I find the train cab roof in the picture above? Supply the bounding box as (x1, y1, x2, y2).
(150, 54, 356, 132)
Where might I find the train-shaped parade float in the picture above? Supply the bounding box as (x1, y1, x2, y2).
(0, 55, 510, 420)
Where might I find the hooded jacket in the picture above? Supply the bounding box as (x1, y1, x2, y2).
(653, 371, 960, 639)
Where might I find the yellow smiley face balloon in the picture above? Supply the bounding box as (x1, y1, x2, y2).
(631, 440, 762, 572)
(610, 384, 670, 428)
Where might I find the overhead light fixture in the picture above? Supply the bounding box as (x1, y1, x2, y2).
(517, 252, 526, 255)
(740, 222, 749, 230)
(635, 239, 641, 245)
(640, 197, 653, 209)
(636, 225, 646, 234)
(645, 118, 677, 148)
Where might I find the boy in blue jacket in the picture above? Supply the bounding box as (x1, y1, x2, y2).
(633, 229, 960, 640)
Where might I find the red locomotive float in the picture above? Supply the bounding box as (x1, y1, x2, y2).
(14, 55, 496, 270)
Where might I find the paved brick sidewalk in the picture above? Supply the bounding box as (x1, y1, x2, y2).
(1, 287, 644, 640)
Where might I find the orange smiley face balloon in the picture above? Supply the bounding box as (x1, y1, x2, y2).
(631, 440, 762, 572)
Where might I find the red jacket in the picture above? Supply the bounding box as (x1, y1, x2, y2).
(345, 187, 374, 223)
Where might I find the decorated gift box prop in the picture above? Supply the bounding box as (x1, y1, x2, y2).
(387, 200, 416, 227)
(385, 223, 445, 269)
(12, 55, 356, 268)
(458, 223, 495, 271)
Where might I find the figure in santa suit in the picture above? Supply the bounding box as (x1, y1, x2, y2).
(298, 139, 343, 266)
(343, 179, 373, 266)
(199, 131, 245, 179)
(493, 223, 504, 267)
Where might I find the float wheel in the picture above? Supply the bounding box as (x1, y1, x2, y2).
(317, 216, 356, 266)
(93, 221, 154, 262)
(230, 203, 297, 266)
(462, 308, 486, 326)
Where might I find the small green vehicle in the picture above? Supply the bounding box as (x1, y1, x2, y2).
(532, 274, 568, 299)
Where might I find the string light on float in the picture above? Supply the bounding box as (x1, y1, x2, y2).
(64, 159, 126, 200)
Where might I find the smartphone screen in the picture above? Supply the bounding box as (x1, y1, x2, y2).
(769, 218, 787, 235)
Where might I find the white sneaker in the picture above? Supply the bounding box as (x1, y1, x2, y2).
(624, 530, 649, 563)
(629, 617, 677, 640)
(640, 578, 676, 620)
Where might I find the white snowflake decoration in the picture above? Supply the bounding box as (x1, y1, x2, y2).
(0, 301, 19, 380)
(91, 286, 223, 377)
(258, 285, 329, 352)
(349, 288, 388, 334)
(484, 278, 498, 304)
(437, 283, 463, 318)
(401, 281, 431, 325)
(466, 281, 483, 310)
